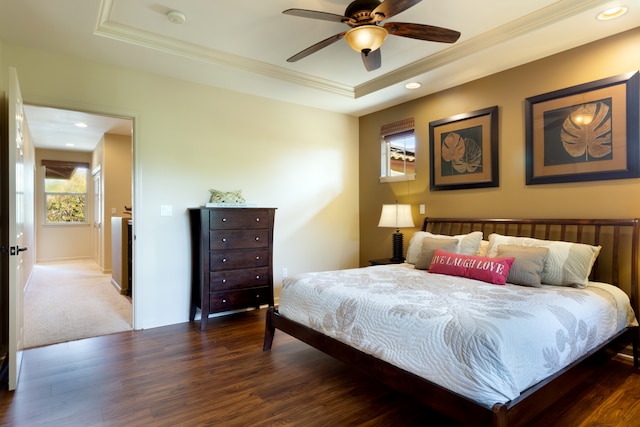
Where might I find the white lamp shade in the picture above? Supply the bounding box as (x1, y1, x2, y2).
(344, 25, 388, 53)
(378, 204, 415, 228)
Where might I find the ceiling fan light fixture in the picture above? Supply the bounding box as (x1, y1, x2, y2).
(344, 25, 388, 53)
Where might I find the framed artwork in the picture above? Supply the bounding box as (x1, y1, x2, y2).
(525, 71, 639, 185)
(429, 106, 499, 191)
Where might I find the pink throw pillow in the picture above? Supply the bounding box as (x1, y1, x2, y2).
(429, 249, 515, 285)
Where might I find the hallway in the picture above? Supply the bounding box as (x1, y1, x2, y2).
(23, 260, 132, 348)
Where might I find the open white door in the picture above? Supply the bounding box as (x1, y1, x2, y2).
(7, 67, 27, 390)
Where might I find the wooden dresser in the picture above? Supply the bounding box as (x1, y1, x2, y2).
(189, 207, 276, 330)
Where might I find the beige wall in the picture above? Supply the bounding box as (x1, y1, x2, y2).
(359, 28, 640, 266)
(1, 40, 359, 329)
(98, 133, 133, 273)
(34, 149, 93, 262)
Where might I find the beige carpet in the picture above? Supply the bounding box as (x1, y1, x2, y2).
(24, 260, 132, 348)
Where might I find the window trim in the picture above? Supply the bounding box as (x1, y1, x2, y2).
(42, 160, 89, 225)
(379, 118, 416, 183)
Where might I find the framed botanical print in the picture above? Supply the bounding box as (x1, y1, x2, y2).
(429, 106, 499, 191)
(525, 71, 639, 185)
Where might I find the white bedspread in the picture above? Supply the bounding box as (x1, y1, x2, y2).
(278, 264, 638, 407)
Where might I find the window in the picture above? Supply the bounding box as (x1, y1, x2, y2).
(42, 160, 89, 223)
(380, 118, 416, 182)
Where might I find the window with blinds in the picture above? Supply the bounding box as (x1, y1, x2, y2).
(42, 160, 89, 223)
(380, 118, 416, 182)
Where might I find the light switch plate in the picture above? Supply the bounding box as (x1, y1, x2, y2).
(419, 204, 425, 215)
(160, 205, 173, 216)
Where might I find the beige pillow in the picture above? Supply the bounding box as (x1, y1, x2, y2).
(496, 245, 549, 287)
(476, 240, 490, 256)
(415, 237, 459, 270)
(486, 234, 600, 288)
(406, 231, 483, 264)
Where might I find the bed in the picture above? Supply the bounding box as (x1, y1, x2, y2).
(263, 218, 639, 427)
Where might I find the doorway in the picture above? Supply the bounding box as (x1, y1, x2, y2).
(23, 105, 134, 347)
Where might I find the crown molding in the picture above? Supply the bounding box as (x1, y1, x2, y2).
(95, 0, 354, 98)
(96, 0, 613, 101)
(355, 0, 613, 98)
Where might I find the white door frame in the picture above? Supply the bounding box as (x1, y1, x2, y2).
(91, 166, 102, 268)
(21, 97, 138, 331)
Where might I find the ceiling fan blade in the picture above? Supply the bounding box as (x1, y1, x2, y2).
(283, 8, 349, 23)
(362, 48, 381, 71)
(383, 22, 461, 43)
(371, 0, 422, 21)
(287, 32, 346, 63)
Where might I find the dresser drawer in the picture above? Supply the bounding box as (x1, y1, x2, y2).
(209, 229, 268, 250)
(209, 209, 271, 230)
(210, 248, 269, 270)
(209, 267, 270, 291)
(209, 287, 271, 312)
(190, 207, 275, 330)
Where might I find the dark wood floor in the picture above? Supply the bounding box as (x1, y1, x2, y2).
(1, 308, 639, 426)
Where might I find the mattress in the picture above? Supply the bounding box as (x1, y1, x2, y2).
(278, 263, 638, 407)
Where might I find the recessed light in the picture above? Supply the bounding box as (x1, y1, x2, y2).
(405, 82, 421, 89)
(597, 6, 628, 20)
(75, 122, 88, 128)
(65, 143, 75, 147)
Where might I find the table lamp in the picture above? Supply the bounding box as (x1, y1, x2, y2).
(378, 203, 415, 262)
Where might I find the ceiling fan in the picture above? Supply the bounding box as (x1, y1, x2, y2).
(283, 0, 461, 71)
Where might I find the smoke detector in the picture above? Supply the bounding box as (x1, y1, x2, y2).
(167, 10, 186, 25)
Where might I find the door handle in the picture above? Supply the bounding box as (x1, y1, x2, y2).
(9, 246, 27, 256)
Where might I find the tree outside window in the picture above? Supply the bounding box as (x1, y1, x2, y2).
(44, 163, 88, 223)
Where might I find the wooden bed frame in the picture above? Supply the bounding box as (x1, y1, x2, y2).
(263, 218, 640, 427)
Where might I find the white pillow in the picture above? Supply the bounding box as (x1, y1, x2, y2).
(485, 233, 601, 288)
(406, 231, 483, 264)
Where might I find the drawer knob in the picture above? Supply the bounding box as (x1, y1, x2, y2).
(222, 299, 227, 303)
(222, 238, 227, 242)
(255, 237, 260, 241)
(222, 279, 226, 283)
(255, 218, 260, 222)
(256, 275, 260, 279)
(222, 218, 227, 222)
(255, 256, 260, 260)
(222, 258, 227, 263)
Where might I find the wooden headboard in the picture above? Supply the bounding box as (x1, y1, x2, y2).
(422, 218, 640, 318)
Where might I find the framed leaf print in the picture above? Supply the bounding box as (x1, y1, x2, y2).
(525, 71, 639, 185)
(429, 106, 499, 191)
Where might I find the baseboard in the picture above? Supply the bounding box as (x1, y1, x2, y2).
(36, 256, 93, 263)
(111, 278, 123, 293)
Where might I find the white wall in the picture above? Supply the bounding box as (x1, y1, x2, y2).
(1, 41, 360, 330)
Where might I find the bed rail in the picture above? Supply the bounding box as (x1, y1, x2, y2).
(266, 217, 640, 427)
